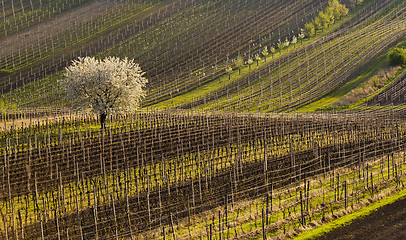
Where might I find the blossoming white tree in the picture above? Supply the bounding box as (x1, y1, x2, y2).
(59, 56, 148, 128)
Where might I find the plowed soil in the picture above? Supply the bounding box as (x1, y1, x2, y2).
(315, 196, 406, 240)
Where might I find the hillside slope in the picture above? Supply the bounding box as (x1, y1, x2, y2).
(0, 0, 405, 112)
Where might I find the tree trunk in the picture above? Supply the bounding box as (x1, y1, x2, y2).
(100, 113, 107, 129)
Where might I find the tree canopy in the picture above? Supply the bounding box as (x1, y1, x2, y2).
(305, 0, 348, 37)
(235, 55, 244, 74)
(389, 48, 406, 66)
(303, 22, 315, 37)
(59, 56, 148, 127)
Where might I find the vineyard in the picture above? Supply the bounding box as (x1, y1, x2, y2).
(1, 0, 406, 239)
(367, 68, 406, 106)
(0, 0, 354, 108)
(0, 109, 406, 239)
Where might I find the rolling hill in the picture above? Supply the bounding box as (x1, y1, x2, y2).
(1, 0, 404, 112)
(2, 1, 406, 239)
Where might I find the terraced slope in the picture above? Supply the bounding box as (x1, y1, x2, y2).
(1, 0, 405, 112)
(112, 0, 328, 106)
(0, 0, 329, 108)
(0, 0, 95, 38)
(0, 0, 167, 91)
(170, 0, 406, 112)
(0, 1, 117, 57)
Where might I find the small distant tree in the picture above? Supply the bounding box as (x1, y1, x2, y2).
(326, 7, 336, 24)
(389, 48, 406, 66)
(226, 65, 233, 80)
(247, 57, 254, 70)
(303, 22, 315, 38)
(270, 46, 276, 58)
(291, 35, 297, 48)
(262, 46, 269, 62)
(318, 11, 330, 30)
(254, 53, 261, 66)
(60, 56, 148, 128)
(235, 56, 244, 75)
(338, 3, 349, 17)
(277, 39, 284, 54)
(314, 16, 323, 32)
(298, 30, 305, 44)
(284, 38, 290, 48)
(328, 0, 340, 21)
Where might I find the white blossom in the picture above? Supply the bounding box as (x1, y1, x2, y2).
(291, 35, 298, 44)
(254, 53, 261, 61)
(298, 29, 305, 39)
(284, 38, 290, 47)
(59, 56, 148, 126)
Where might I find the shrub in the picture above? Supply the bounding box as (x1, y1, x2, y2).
(389, 48, 406, 66)
(303, 22, 315, 37)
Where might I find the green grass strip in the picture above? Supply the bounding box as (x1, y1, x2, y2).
(293, 187, 406, 240)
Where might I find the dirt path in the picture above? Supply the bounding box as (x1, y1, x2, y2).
(314, 196, 406, 240)
(0, 1, 118, 57)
